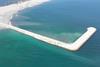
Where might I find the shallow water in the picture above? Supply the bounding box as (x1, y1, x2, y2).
(0, 0, 100, 67)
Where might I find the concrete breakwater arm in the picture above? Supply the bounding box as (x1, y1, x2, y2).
(0, 0, 97, 51)
(70, 27, 96, 51)
(8, 24, 96, 51)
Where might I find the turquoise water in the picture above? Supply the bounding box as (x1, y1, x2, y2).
(0, 0, 20, 6)
(0, 0, 100, 67)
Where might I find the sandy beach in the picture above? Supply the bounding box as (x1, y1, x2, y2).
(0, 0, 96, 51)
(0, 0, 50, 21)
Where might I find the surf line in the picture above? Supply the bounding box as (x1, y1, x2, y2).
(0, 0, 97, 51)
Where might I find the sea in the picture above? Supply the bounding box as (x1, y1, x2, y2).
(0, 0, 100, 67)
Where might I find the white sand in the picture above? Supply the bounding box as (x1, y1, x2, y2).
(0, 0, 96, 51)
(0, 0, 50, 15)
(0, 0, 50, 21)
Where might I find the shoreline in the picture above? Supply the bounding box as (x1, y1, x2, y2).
(0, 0, 50, 22)
(0, 0, 97, 51)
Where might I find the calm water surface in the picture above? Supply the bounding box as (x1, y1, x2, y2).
(0, 0, 100, 67)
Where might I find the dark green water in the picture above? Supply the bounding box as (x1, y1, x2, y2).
(0, 0, 100, 67)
